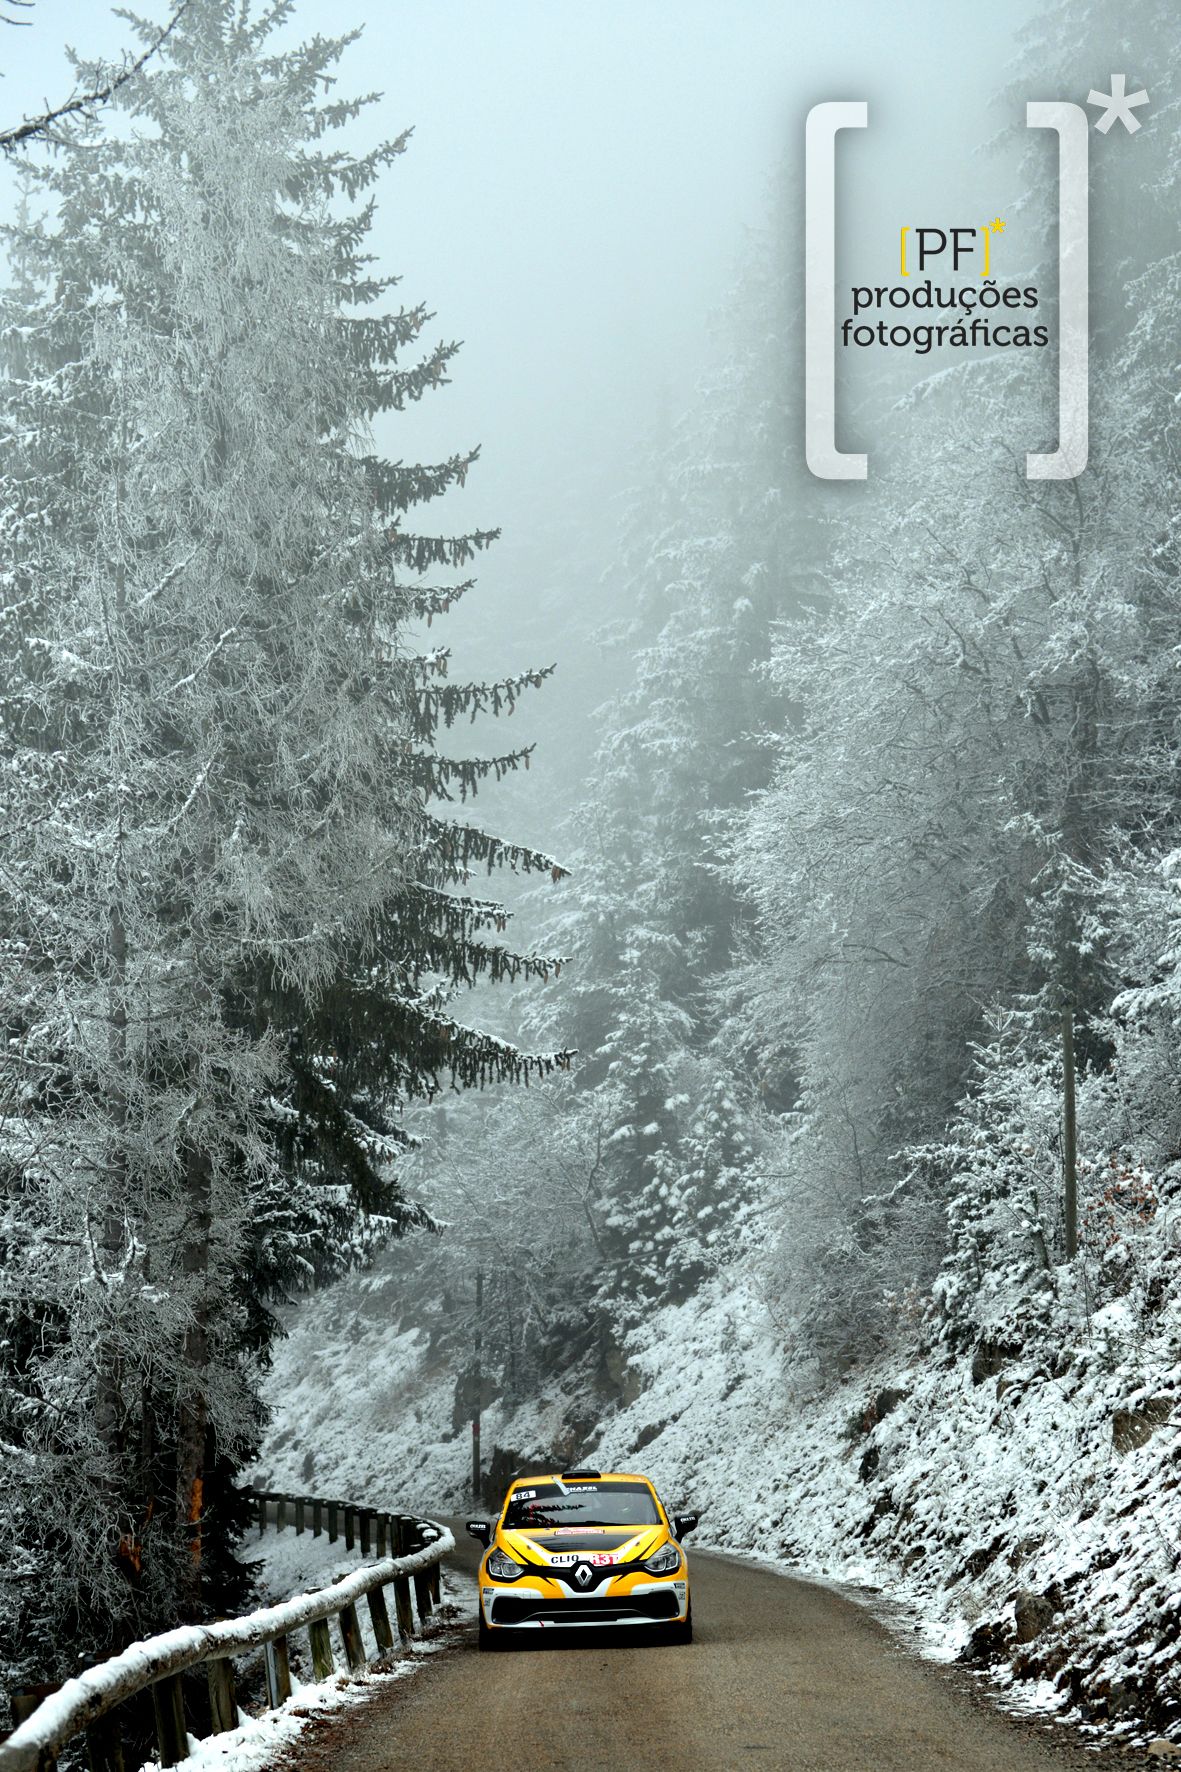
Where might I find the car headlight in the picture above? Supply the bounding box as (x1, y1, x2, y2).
(643, 1541, 681, 1575)
(486, 1547, 525, 1581)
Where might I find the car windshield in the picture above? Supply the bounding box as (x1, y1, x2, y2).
(502, 1480, 662, 1530)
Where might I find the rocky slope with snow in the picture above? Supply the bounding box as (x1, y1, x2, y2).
(257, 1250, 1181, 1753)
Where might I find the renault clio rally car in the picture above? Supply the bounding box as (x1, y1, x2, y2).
(467, 1468, 699, 1648)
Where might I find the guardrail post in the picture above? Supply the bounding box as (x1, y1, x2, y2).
(151, 1673, 188, 1769)
(366, 1585, 395, 1657)
(257, 1492, 268, 1537)
(206, 1657, 238, 1734)
(276, 1496, 288, 1532)
(338, 1603, 367, 1673)
(73, 1655, 121, 1771)
(429, 1557, 441, 1606)
(308, 1617, 335, 1680)
(344, 1507, 355, 1552)
(405, 1519, 433, 1623)
(327, 1501, 339, 1543)
(85, 1710, 125, 1772)
(264, 1634, 292, 1709)
(391, 1517, 414, 1641)
(312, 1497, 323, 1537)
(295, 1498, 306, 1535)
(359, 1509, 371, 1557)
(375, 1513, 388, 1557)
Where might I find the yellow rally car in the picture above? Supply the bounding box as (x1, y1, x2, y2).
(467, 1467, 699, 1649)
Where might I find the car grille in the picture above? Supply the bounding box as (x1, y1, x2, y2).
(490, 1592, 681, 1626)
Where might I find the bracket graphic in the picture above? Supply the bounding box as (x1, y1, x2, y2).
(1025, 102, 1089, 479)
(804, 99, 1091, 482)
(804, 101, 868, 481)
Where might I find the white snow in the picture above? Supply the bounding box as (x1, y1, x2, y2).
(0, 1526, 455, 1772)
(258, 1261, 1181, 1750)
(131, 1558, 473, 1772)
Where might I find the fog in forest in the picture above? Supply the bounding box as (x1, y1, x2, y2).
(4, 0, 1041, 858)
(4, 0, 1181, 1756)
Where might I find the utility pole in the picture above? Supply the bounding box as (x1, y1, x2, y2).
(472, 1269, 483, 1507)
(1062, 1008, 1077, 1259)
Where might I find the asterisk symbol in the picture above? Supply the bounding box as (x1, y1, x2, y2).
(1086, 74, 1149, 134)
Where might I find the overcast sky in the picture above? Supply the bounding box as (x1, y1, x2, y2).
(1, 2, 1043, 524)
(0, 0, 1055, 867)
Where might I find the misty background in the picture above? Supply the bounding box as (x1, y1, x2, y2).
(6, 0, 1181, 1748)
(5, 0, 1042, 866)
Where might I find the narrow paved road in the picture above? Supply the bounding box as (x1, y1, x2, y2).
(280, 1521, 1126, 1772)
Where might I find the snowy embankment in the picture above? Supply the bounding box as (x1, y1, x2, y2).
(259, 1268, 1181, 1750)
(251, 1313, 575, 1516)
(589, 1274, 1181, 1752)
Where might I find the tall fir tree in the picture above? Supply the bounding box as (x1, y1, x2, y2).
(0, 0, 567, 1683)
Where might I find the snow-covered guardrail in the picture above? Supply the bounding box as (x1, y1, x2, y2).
(0, 1487, 453, 1772)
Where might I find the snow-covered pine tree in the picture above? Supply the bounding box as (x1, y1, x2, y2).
(729, 0, 1181, 1366)
(0, 0, 566, 1681)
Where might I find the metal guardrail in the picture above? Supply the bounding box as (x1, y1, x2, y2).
(0, 1487, 453, 1772)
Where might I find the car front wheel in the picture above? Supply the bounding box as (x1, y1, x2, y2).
(478, 1614, 510, 1652)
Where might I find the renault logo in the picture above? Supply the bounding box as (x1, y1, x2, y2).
(573, 1563, 593, 1589)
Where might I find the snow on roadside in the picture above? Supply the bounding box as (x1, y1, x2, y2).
(131, 1537, 474, 1772)
(251, 1309, 569, 1511)
(240, 1525, 367, 1605)
(137, 1662, 420, 1772)
(586, 1271, 1181, 1751)
(257, 1263, 1181, 1748)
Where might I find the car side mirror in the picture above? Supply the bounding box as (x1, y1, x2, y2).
(673, 1511, 699, 1539)
(466, 1519, 492, 1546)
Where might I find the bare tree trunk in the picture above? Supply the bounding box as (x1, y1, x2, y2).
(1062, 1008, 1078, 1259)
(98, 536, 136, 1604)
(175, 1140, 212, 1615)
(96, 894, 133, 1590)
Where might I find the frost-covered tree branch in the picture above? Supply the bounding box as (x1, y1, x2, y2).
(0, 1, 190, 151)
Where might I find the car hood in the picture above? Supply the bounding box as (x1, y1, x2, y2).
(499, 1525, 666, 1566)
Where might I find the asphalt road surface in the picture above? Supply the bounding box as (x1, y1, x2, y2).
(279, 1521, 1129, 1772)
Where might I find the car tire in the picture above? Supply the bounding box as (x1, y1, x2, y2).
(478, 1615, 509, 1652)
(665, 1603, 693, 1645)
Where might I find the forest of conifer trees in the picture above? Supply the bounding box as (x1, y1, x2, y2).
(3, 0, 1181, 1754)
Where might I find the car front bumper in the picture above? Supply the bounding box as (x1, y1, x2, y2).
(481, 1578, 689, 1629)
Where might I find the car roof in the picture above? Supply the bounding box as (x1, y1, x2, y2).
(507, 1471, 653, 1488)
